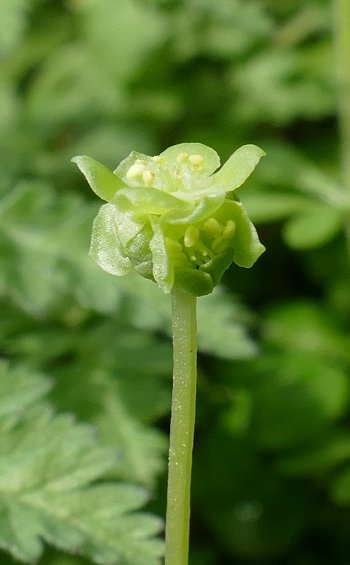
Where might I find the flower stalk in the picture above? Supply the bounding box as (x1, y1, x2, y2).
(165, 287, 197, 565)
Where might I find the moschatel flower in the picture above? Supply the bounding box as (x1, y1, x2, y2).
(72, 143, 265, 296)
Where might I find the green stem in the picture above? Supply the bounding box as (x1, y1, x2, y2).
(165, 287, 197, 565)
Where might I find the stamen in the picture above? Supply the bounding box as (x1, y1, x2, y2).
(126, 163, 146, 180)
(203, 217, 223, 237)
(166, 237, 183, 253)
(142, 170, 155, 185)
(173, 168, 184, 179)
(223, 220, 236, 239)
(189, 154, 204, 170)
(176, 152, 189, 163)
(184, 226, 200, 248)
(212, 236, 227, 253)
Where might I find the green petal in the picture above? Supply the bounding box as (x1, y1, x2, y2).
(198, 144, 265, 197)
(201, 252, 236, 288)
(162, 195, 224, 225)
(174, 268, 214, 297)
(114, 151, 154, 182)
(160, 143, 220, 177)
(72, 155, 126, 202)
(114, 187, 188, 216)
(113, 207, 146, 246)
(89, 204, 133, 275)
(215, 199, 265, 267)
(149, 220, 174, 293)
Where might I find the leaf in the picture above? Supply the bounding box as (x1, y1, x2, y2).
(0, 363, 164, 565)
(241, 190, 309, 224)
(252, 354, 349, 450)
(0, 182, 122, 315)
(0, 0, 28, 56)
(262, 301, 350, 363)
(118, 275, 258, 359)
(277, 433, 350, 477)
(283, 203, 342, 249)
(77, 0, 167, 81)
(95, 386, 167, 486)
(332, 468, 350, 505)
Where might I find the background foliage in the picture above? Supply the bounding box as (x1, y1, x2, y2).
(1, 0, 350, 563)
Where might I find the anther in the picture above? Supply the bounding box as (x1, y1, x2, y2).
(223, 220, 236, 239)
(152, 155, 163, 163)
(184, 226, 200, 248)
(189, 154, 204, 170)
(166, 238, 183, 253)
(176, 152, 189, 163)
(142, 170, 155, 185)
(212, 236, 227, 253)
(203, 217, 223, 237)
(126, 163, 146, 180)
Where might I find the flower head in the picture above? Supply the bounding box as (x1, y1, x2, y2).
(72, 142, 265, 296)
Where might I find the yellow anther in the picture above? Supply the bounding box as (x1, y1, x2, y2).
(223, 220, 236, 239)
(152, 155, 164, 163)
(184, 226, 200, 248)
(142, 170, 155, 185)
(212, 236, 227, 253)
(176, 152, 189, 163)
(126, 163, 146, 180)
(173, 168, 184, 179)
(166, 237, 183, 254)
(203, 217, 223, 237)
(189, 154, 204, 169)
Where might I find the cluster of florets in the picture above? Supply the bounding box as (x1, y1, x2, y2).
(72, 142, 265, 296)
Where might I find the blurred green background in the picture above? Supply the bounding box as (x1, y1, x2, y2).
(2, 0, 350, 563)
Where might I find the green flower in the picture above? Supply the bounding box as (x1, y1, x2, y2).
(72, 142, 265, 296)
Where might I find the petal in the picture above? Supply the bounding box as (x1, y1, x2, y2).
(195, 144, 265, 198)
(160, 143, 220, 177)
(149, 219, 174, 293)
(113, 207, 146, 246)
(72, 156, 126, 202)
(114, 151, 154, 183)
(162, 195, 224, 225)
(174, 268, 213, 297)
(89, 203, 133, 275)
(114, 187, 188, 216)
(215, 199, 265, 267)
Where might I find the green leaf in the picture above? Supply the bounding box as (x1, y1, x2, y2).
(118, 276, 258, 359)
(283, 203, 342, 249)
(0, 363, 164, 565)
(332, 467, 350, 505)
(0, 182, 122, 315)
(277, 433, 350, 477)
(252, 355, 349, 450)
(72, 156, 126, 202)
(0, 363, 51, 418)
(0, 0, 28, 56)
(241, 190, 310, 224)
(262, 301, 350, 363)
(95, 386, 167, 486)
